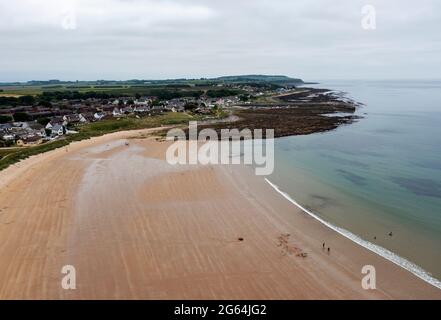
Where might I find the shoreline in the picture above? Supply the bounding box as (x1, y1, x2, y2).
(0, 128, 440, 299)
(264, 178, 441, 290)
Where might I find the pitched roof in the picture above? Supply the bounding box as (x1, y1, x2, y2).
(52, 124, 64, 131)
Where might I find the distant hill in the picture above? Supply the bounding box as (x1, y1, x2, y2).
(0, 75, 305, 92)
(213, 75, 304, 85)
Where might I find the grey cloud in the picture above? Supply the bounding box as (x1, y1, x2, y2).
(0, 0, 440, 81)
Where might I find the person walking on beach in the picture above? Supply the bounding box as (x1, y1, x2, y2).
(327, 247, 330, 254)
(322, 242, 325, 249)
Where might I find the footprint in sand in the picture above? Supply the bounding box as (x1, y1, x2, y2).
(277, 233, 307, 258)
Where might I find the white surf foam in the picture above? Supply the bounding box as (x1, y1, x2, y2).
(265, 178, 441, 290)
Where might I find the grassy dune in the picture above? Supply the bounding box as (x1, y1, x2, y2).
(0, 112, 199, 171)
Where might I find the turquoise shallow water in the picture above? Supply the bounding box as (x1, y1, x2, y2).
(268, 80, 441, 280)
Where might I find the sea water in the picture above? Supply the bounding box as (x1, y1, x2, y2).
(267, 80, 441, 285)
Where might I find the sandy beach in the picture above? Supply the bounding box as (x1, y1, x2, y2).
(0, 129, 440, 299)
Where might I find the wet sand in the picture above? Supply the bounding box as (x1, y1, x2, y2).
(0, 129, 440, 299)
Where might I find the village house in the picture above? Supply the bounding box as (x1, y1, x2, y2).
(134, 105, 150, 113)
(101, 104, 115, 113)
(63, 114, 81, 126)
(0, 123, 13, 133)
(12, 121, 30, 129)
(134, 98, 150, 106)
(0, 124, 15, 142)
(16, 134, 43, 146)
(0, 133, 15, 142)
(79, 112, 95, 123)
(122, 105, 134, 114)
(151, 105, 165, 114)
(167, 98, 186, 111)
(94, 112, 106, 121)
(26, 122, 46, 137)
(112, 107, 123, 117)
(51, 124, 65, 137)
(46, 117, 64, 130)
(0, 89, 244, 148)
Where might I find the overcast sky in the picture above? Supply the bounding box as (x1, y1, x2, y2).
(0, 0, 440, 82)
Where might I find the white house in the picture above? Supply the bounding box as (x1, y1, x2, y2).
(94, 112, 106, 120)
(51, 124, 65, 136)
(78, 114, 88, 123)
(0, 133, 15, 141)
(134, 98, 150, 106)
(45, 117, 64, 130)
(134, 106, 150, 113)
(112, 107, 123, 117)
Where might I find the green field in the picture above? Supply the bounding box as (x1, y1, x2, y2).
(0, 85, 156, 96)
(0, 75, 302, 97)
(0, 85, 241, 98)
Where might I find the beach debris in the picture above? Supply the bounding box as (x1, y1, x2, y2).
(238, 237, 244, 242)
(125, 142, 130, 146)
(277, 233, 305, 257)
(277, 233, 290, 247)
